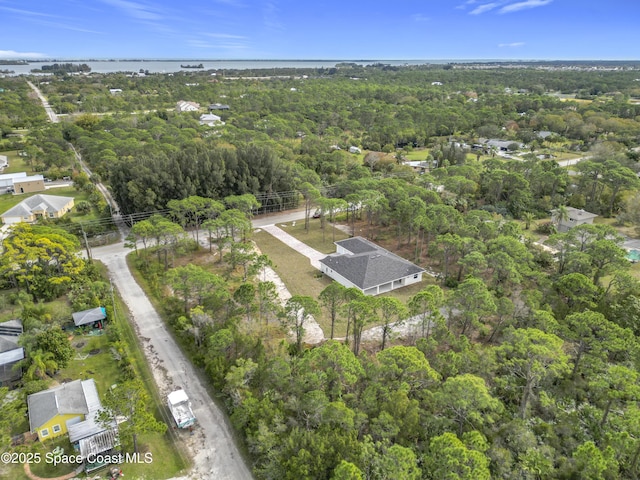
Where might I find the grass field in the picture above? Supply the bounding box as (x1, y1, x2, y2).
(253, 228, 333, 299)
(0, 150, 30, 175)
(253, 222, 434, 337)
(402, 148, 429, 161)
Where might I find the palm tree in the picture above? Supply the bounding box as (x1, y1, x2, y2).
(522, 212, 536, 230)
(553, 205, 569, 230)
(24, 350, 58, 381)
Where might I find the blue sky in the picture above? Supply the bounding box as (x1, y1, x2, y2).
(0, 0, 637, 60)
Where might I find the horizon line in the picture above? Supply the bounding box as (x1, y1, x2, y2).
(4, 58, 640, 63)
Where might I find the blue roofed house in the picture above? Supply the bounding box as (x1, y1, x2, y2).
(319, 237, 424, 295)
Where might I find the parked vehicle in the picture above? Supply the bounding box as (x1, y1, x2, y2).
(167, 389, 196, 428)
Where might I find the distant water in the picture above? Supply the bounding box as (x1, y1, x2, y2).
(0, 59, 443, 76)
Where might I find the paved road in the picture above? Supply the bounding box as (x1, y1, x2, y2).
(27, 81, 59, 123)
(252, 208, 306, 227)
(26, 80, 255, 479)
(92, 242, 254, 480)
(85, 210, 309, 479)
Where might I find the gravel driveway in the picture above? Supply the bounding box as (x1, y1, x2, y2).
(91, 243, 254, 480)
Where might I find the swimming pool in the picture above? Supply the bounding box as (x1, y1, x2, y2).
(627, 249, 640, 263)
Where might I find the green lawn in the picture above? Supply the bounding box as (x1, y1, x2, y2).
(402, 148, 430, 161)
(57, 333, 120, 394)
(253, 228, 333, 300)
(28, 437, 77, 478)
(253, 224, 434, 337)
(0, 150, 31, 174)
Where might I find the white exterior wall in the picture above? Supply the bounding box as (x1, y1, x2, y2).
(403, 272, 423, 287)
(320, 264, 358, 290)
(321, 265, 423, 296)
(557, 218, 595, 233)
(1, 215, 26, 225)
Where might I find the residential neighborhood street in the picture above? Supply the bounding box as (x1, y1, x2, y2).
(27, 77, 300, 477)
(91, 242, 254, 480)
(84, 209, 315, 480)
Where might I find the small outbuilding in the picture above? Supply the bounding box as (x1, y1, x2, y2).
(72, 307, 107, 329)
(13, 174, 45, 194)
(209, 103, 230, 110)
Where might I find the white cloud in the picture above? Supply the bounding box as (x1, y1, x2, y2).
(100, 0, 164, 21)
(469, 2, 500, 15)
(211, 0, 246, 6)
(0, 6, 60, 18)
(0, 50, 47, 59)
(458, 0, 480, 6)
(263, 2, 282, 30)
(498, 42, 525, 47)
(203, 33, 247, 40)
(187, 39, 248, 51)
(499, 0, 552, 13)
(467, 0, 552, 15)
(412, 13, 430, 22)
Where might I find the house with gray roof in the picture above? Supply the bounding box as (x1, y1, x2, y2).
(485, 139, 524, 152)
(1, 194, 74, 225)
(199, 113, 222, 126)
(319, 237, 424, 295)
(28, 379, 101, 441)
(0, 319, 24, 386)
(552, 207, 598, 233)
(176, 100, 200, 112)
(27, 378, 118, 469)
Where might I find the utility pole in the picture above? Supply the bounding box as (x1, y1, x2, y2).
(81, 223, 92, 261)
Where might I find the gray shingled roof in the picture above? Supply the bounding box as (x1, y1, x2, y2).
(2, 194, 74, 219)
(28, 379, 99, 432)
(334, 237, 378, 254)
(320, 237, 424, 290)
(564, 207, 598, 220)
(0, 336, 20, 355)
(72, 307, 106, 327)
